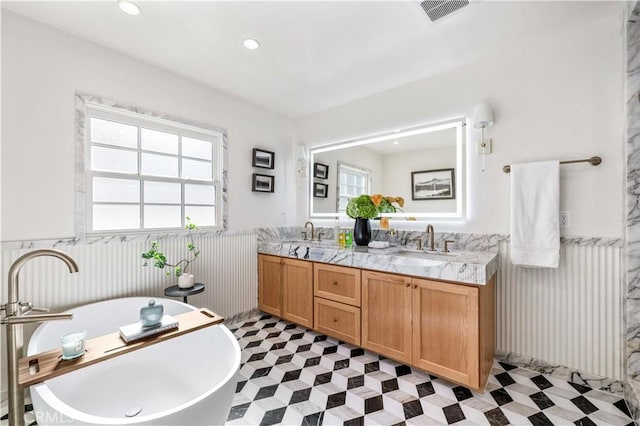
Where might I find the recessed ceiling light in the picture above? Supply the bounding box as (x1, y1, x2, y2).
(118, 0, 141, 16)
(393, 140, 400, 145)
(243, 38, 260, 50)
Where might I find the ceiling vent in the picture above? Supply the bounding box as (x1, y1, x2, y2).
(420, 0, 470, 22)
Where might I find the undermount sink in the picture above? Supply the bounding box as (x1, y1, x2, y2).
(399, 247, 460, 257)
(281, 239, 339, 248)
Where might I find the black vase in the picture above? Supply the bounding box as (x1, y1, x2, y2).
(353, 217, 372, 246)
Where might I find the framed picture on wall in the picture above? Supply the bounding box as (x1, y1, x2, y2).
(313, 183, 328, 198)
(411, 168, 455, 200)
(252, 148, 275, 169)
(252, 173, 275, 193)
(313, 162, 329, 179)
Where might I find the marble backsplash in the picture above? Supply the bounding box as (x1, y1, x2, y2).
(255, 226, 622, 250)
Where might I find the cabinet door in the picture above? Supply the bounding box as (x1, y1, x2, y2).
(361, 270, 412, 363)
(258, 254, 283, 317)
(412, 278, 479, 388)
(283, 258, 314, 328)
(314, 263, 361, 306)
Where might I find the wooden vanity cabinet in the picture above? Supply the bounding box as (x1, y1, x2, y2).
(361, 270, 495, 391)
(361, 270, 413, 364)
(282, 258, 314, 328)
(258, 254, 313, 328)
(258, 254, 283, 317)
(313, 263, 361, 345)
(258, 254, 495, 391)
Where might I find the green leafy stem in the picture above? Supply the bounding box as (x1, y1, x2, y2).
(141, 217, 200, 277)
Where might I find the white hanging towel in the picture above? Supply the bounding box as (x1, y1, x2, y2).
(510, 160, 560, 268)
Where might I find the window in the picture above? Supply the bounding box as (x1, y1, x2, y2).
(336, 162, 371, 213)
(84, 103, 223, 233)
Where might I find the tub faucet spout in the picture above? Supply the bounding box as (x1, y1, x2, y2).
(2, 249, 79, 426)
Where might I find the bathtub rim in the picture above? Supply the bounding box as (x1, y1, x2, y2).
(27, 297, 241, 425)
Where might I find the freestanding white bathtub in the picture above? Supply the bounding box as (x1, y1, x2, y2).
(27, 297, 240, 425)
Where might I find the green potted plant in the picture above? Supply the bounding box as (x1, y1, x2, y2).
(141, 217, 200, 288)
(346, 194, 404, 246)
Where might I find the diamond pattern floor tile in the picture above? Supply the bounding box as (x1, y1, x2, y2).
(225, 313, 633, 425)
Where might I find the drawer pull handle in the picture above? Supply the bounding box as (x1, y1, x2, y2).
(413, 284, 418, 289)
(406, 283, 410, 288)
(333, 318, 338, 323)
(332, 281, 338, 286)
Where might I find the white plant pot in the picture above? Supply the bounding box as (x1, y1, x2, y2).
(178, 273, 195, 289)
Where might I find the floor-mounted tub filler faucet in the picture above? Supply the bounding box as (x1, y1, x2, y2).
(1, 249, 79, 426)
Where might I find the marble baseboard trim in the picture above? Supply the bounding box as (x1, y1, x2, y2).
(1, 228, 256, 250)
(224, 308, 261, 327)
(6, 227, 621, 251)
(496, 350, 624, 396)
(624, 379, 640, 423)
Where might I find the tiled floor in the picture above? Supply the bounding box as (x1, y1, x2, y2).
(226, 314, 633, 425)
(2, 313, 634, 425)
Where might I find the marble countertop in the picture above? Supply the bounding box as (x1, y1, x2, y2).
(258, 240, 498, 285)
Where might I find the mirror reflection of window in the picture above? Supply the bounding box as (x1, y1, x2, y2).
(337, 162, 372, 212)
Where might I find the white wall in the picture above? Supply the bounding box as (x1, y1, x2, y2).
(1, 11, 295, 241)
(295, 15, 624, 237)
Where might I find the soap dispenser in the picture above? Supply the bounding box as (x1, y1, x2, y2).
(140, 299, 164, 327)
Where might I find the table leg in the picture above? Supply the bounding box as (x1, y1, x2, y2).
(183, 296, 188, 304)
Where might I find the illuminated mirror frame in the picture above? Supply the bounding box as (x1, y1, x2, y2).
(309, 118, 465, 219)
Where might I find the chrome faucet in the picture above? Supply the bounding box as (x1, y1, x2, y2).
(426, 224, 436, 251)
(2, 249, 79, 426)
(304, 221, 315, 242)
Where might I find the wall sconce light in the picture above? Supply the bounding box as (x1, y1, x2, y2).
(295, 145, 307, 177)
(472, 103, 494, 173)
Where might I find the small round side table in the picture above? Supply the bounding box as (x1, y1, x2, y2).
(164, 282, 205, 304)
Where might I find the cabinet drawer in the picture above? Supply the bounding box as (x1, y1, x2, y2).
(314, 263, 361, 306)
(314, 298, 361, 345)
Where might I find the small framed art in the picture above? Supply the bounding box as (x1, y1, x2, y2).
(411, 168, 455, 200)
(252, 148, 275, 169)
(313, 162, 329, 179)
(313, 182, 328, 198)
(252, 173, 275, 193)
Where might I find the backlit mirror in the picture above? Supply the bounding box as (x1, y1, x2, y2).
(309, 118, 465, 219)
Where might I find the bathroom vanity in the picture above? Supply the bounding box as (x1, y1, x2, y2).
(258, 241, 498, 391)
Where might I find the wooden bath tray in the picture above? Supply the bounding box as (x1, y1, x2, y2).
(18, 308, 224, 387)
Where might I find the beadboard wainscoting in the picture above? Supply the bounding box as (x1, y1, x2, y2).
(0, 230, 258, 397)
(496, 239, 623, 382)
(0, 228, 625, 400)
(1, 232, 257, 318)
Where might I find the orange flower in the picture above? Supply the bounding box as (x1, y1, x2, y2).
(380, 217, 389, 230)
(370, 194, 383, 207)
(395, 197, 405, 208)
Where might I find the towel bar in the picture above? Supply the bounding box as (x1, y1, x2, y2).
(502, 156, 601, 173)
